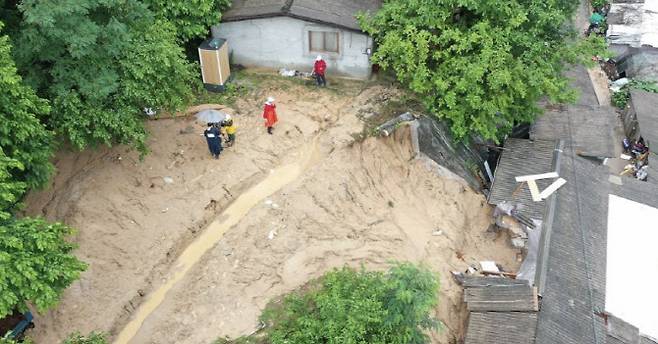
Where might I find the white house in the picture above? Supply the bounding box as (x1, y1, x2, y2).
(212, 0, 382, 79)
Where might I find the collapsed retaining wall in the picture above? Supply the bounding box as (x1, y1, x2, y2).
(378, 113, 490, 191)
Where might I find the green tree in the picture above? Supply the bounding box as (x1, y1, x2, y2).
(143, 0, 231, 41)
(13, 0, 195, 152)
(61, 332, 107, 344)
(0, 218, 87, 318)
(0, 151, 26, 221)
(359, 0, 606, 141)
(259, 263, 439, 344)
(0, 22, 53, 189)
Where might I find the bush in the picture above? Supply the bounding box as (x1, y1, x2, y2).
(0, 218, 87, 318)
(611, 80, 658, 109)
(241, 263, 440, 344)
(591, 0, 609, 9)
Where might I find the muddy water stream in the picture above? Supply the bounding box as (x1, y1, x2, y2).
(114, 138, 319, 344)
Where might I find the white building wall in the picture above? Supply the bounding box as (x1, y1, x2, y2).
(212, 17, 373, 79)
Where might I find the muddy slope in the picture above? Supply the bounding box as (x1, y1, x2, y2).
(23, 78, 518, 344)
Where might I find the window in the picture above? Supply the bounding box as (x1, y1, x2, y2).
(309, 31, 339, 53)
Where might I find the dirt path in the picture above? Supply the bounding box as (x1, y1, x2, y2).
(24, 73, 519, 344)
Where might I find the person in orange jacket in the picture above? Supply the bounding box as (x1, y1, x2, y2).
(313, 55, 327, 87)
(263, 96, 278, 135)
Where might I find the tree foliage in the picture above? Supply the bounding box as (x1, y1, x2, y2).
(259, 263, 439, 344)
(143, 0, 231, 41)
(0, 19, 85, 322)
(0, 218, 87, 318)
(0, 151, 26, 221)
(0, 22, 53, 190)
(359, 0, 607, 141)
(12, 0, 195, 151)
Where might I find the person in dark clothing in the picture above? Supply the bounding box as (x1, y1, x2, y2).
(203, 123, 222, 159)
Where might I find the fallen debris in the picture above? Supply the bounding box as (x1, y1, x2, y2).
(538, 178, 567, 199)
(479, 261, 500, 274)
(514, 172, 559, 182)
(464, 284, 538, 312)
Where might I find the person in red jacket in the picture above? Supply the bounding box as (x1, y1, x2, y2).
(263, 96, 278, 135)
(313, 55, 327, 87)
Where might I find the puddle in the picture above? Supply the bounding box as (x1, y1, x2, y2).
(113, 137, 319, 344)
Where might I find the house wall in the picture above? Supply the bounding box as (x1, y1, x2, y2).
(212, 17, 373, 79)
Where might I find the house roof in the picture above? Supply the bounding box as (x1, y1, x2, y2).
(465, 312, 538, 344)
(483, 64, 658, 344)
(531, 104, 618, 157)
(488, 138, 559, 221)
(629, 89, 658, 147)
(531, 67, 618, 157)
(607, 0, 658, 48)
(534, 144, 610, 344)
(221, 0, 382, 31)
(532, 133, 658, 344)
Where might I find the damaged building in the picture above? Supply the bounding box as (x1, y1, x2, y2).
(462, 67, 658, 344)
(607, 0, 658, 80)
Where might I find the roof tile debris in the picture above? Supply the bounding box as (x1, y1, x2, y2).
(488, 138, 558, 221)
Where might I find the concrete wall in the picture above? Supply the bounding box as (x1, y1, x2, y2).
(212, 17, 373, 79)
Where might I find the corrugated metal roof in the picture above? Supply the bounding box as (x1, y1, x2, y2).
(488, 138, 558, 221)
(607, 0, 658, 48)
(484, 62, 658, 344)
(534, 147, 610, 344)
(465, 312, 538, 344)
(535, 142, 658, 344)
(464, 285, 538, 312)
(641, 336, 658, 344)
(607, 313, 641, 344)
(629, 89, 658, 148)
(462, 276, 529, 288)
(221, 0, 382, 31)
(531, 105, 618, 157)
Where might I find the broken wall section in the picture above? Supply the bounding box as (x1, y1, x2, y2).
(377, 114, 491, 191)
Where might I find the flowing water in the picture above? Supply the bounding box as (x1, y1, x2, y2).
(113, 138, 319, 344)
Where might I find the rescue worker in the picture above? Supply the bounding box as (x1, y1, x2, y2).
(313, 55, 327, 87)
(203, 123, 222, 159)
(221, 114, 237, 147)
(263, 97, 278, 135)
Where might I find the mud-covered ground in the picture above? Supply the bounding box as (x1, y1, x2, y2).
(24, 72, 519, 344)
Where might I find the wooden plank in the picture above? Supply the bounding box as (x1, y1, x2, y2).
(511, 181, 525, 198)
(539, 177, 567, 199)
(527, 180, 542, 202)
(515, 172, 559, 182)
